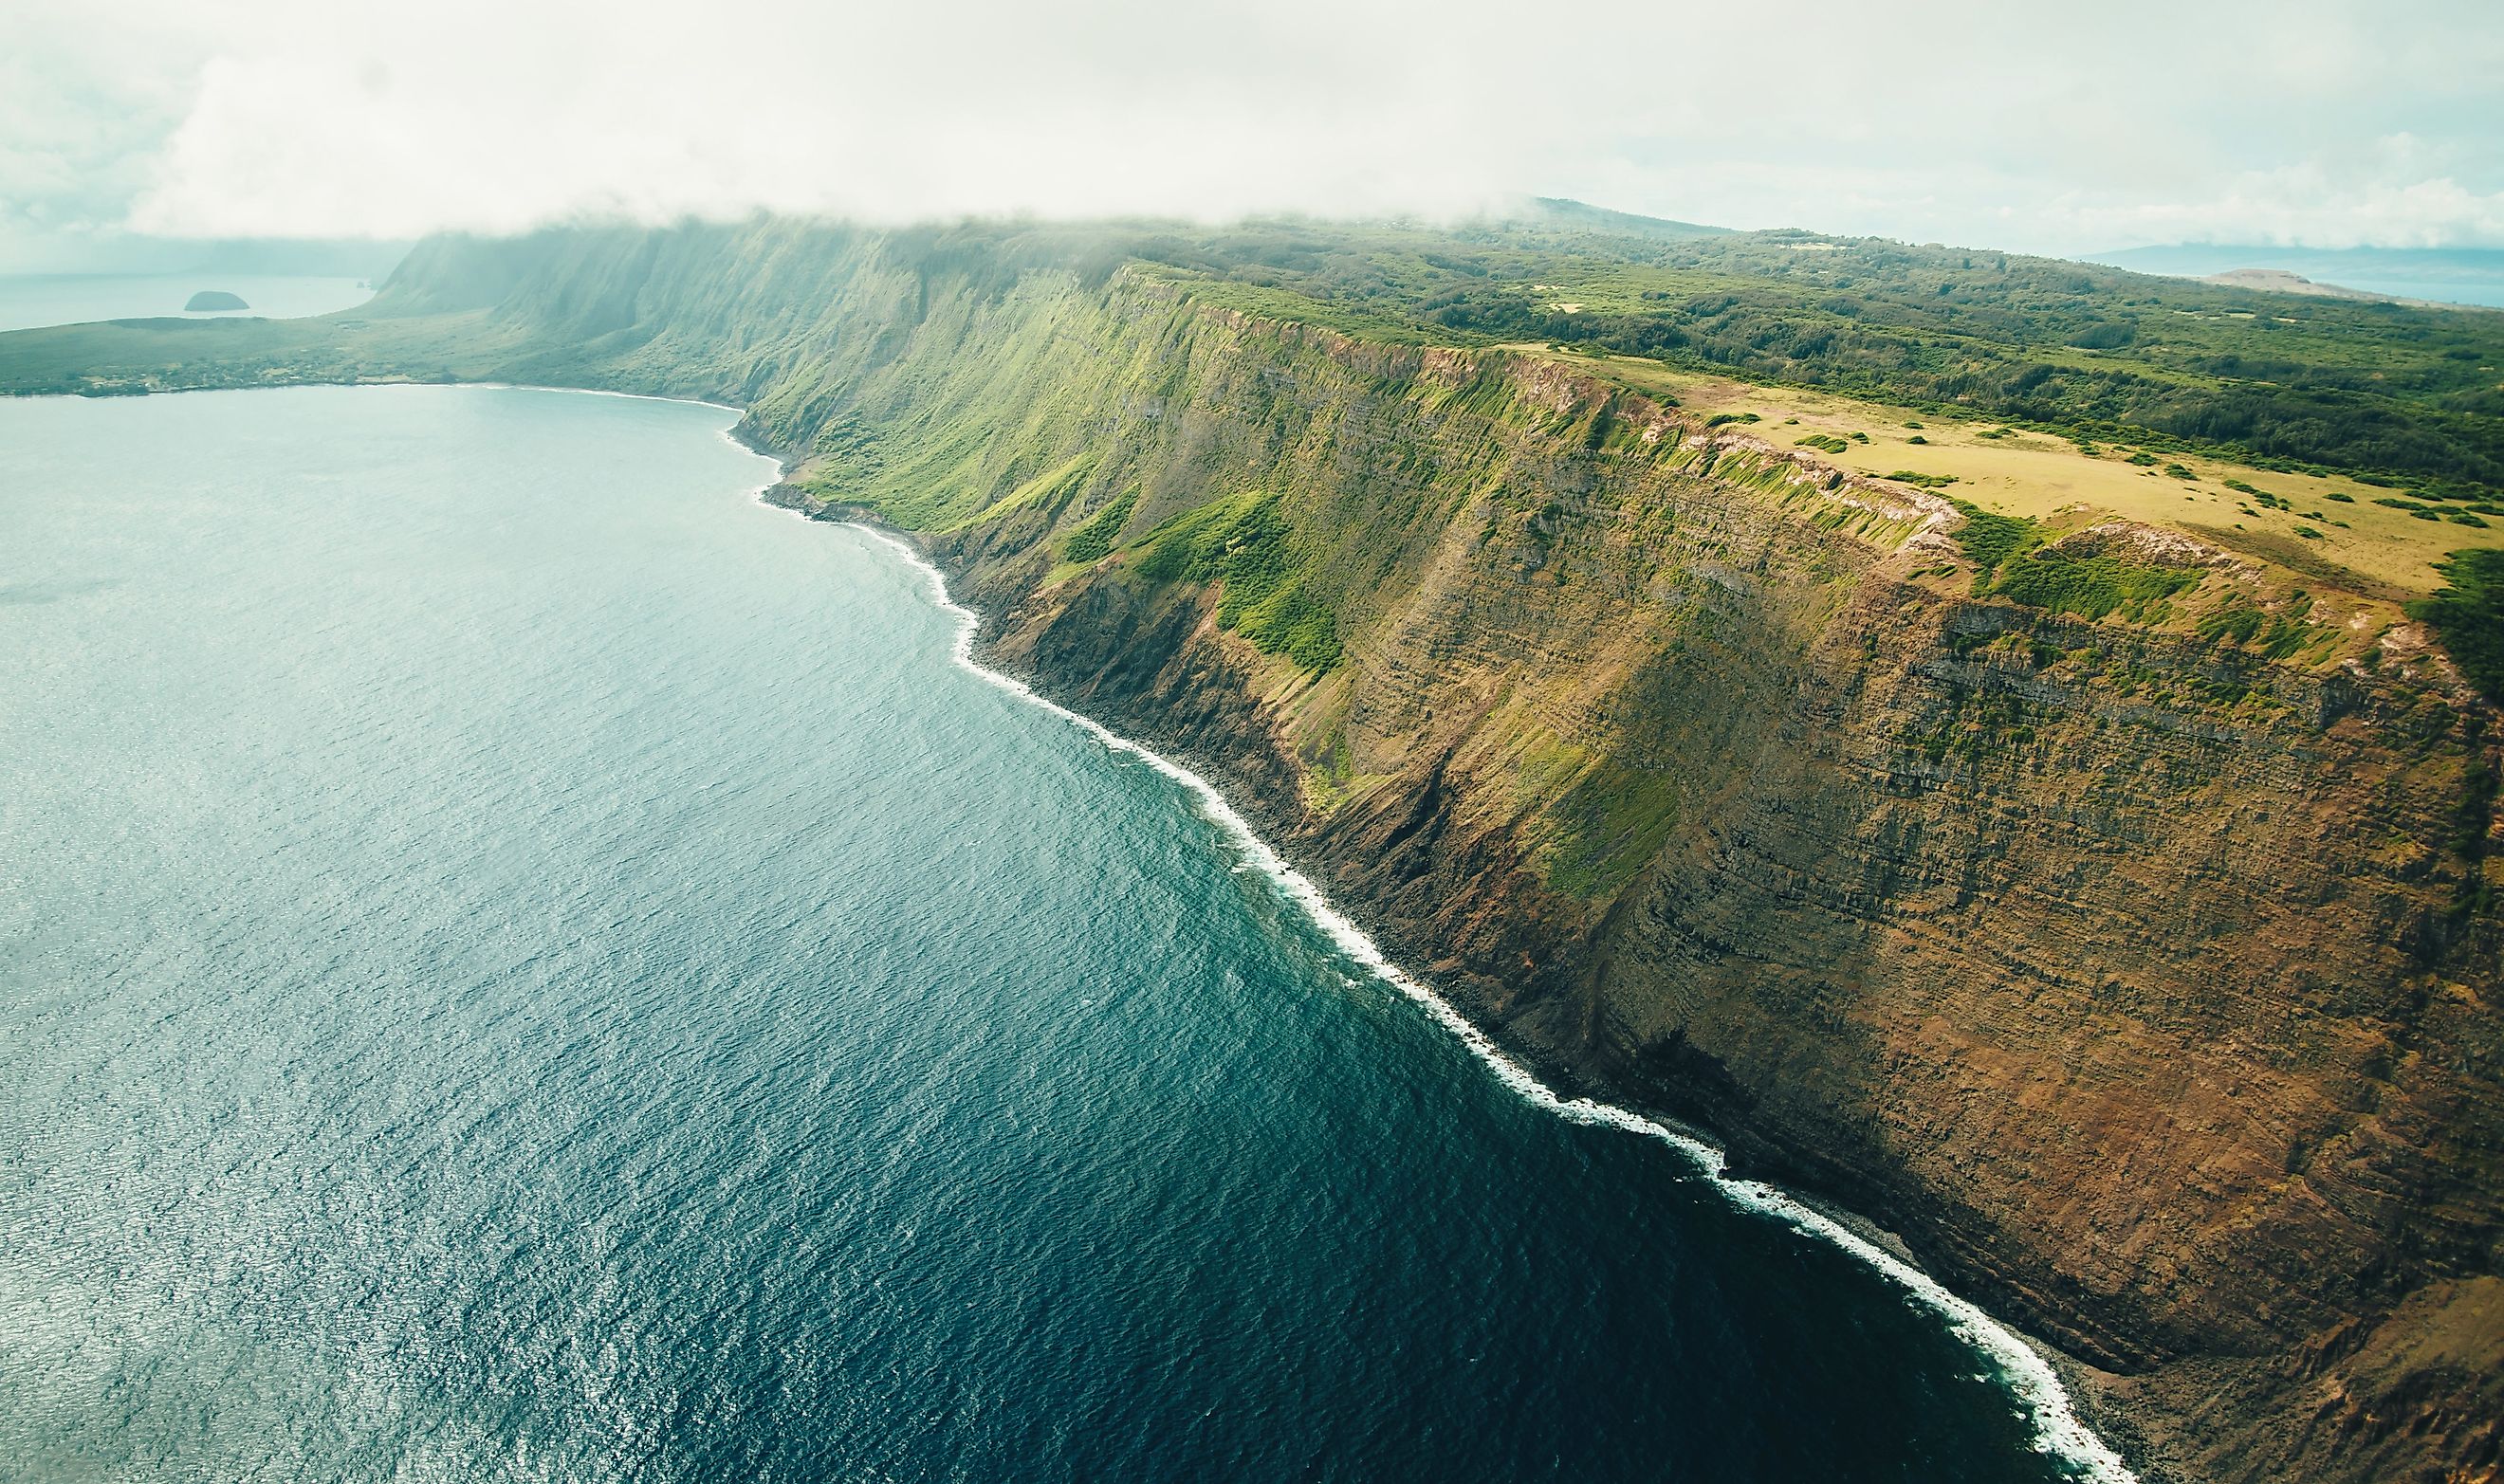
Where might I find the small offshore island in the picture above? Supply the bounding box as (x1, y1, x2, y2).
(3, 209, 2499, 1484)
(182, 289, 249, 311)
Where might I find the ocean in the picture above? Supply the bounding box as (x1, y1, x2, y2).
(0, 384, 2114, 1482)
(0, 275, 376, 334)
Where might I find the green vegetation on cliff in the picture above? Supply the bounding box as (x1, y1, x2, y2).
(1130, 492, 1344, 670)
(1949, 501, 2040, 577)
(1060, 487, 1137, 563)
(1990, 546, 2198, 622)
(1948, 500, 2200, 621)
(2411, 549, 2504, 702)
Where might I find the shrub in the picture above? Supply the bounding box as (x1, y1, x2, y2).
(2198, 595, 2321, 660)
(1129, 492, 1342, 671)
(2200, 603, 2267, 645)
(1061, 488, 1138, 563)
(1945, 498, 2198, 619)
(2407, 549, 2504, 702)
(2066, 320, 2136, 349)
(1994, 547, 2198, 620)
(1946, 499, 2037, 575)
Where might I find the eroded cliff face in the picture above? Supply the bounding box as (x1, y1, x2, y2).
(754, 272, 2498, 1484)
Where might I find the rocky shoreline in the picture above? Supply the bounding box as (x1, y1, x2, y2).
(760, 475, 2155, 1480)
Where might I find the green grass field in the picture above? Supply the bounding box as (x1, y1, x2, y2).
(1545, 349, 2502, 598)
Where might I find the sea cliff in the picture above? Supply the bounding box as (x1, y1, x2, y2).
(786, 291, 2500, 1484)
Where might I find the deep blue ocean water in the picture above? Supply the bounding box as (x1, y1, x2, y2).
(0, 385, 2106, 1482)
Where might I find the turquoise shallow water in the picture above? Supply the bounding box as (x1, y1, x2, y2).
(0, 385, 2092, 1482)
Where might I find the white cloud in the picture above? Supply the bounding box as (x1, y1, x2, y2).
(112, 0, 1544, 237)
(2043, 165, 2504, 251)
(2, 0, 2498, 259)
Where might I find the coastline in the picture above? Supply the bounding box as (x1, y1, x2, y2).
(10, 198, 2496, 1477)
(14, 376, 2147, 1478)
(781, 490, 2141, 1484)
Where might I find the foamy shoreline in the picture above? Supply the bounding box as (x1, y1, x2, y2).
(11, 376, 2140, 1475)
(824, 513, 2137, 1484)
(597, 384, 2126, 1482)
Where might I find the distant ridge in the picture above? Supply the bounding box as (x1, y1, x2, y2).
(2190, 266, 2495, 311)
(1525, 196, 1733, 239)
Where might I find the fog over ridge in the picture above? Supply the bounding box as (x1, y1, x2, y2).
(4, 0, 2501, 266)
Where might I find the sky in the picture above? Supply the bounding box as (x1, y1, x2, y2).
(4, 0, 2501, 269)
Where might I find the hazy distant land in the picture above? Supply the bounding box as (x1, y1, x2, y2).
(2090, 244, 2504, 308)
